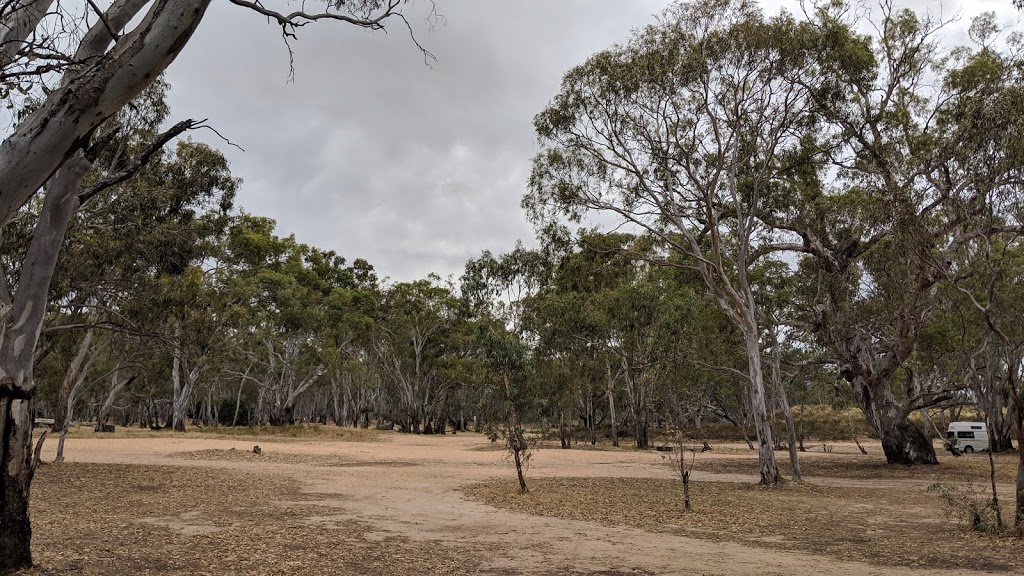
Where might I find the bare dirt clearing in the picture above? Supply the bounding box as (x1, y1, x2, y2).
(17, 429, 1017, 575)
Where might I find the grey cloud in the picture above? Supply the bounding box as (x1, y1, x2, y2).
(164, 0, 1018, 282)
(166, 0, 669, 282)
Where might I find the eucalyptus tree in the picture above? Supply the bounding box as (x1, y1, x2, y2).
(218, 215, 373, 426)
(477, 325, 533, 492)
(525, 0, 826, 483)
(750, 259, 802, 479)
(0, 2, 435, 569)
(463, 243, 554, 429)
(930, 281, 1015, 452)
(777, 6, 1024, 465)
(374, 275, 467, 433)
(321, 259, 378, 427)
(529, 232, 700, 449)
(946, 236, 1024, 527)
(506, 235, 616, 447)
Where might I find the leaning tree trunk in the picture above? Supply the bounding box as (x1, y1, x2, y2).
(95, 370, 133, 431)
(233, 378, 245, 427)
(850, 374, 937, 465)
(769, 332, 800, 481)
(56, 334, 104, 462)
(742, 330, 780, 485)
(52, 327, 94, 447)
(0, 152, 91, 573)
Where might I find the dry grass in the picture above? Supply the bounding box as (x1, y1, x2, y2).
(693, 449, 1021, 484)
(465, 476, 1024, 572)
(18, 462, 470, 576)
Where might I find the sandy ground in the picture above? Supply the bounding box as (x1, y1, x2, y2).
(38, 432, 993, 576)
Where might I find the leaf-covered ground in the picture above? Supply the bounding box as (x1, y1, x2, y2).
(61, 423, 383, 443)
(171, 448, 416, 468)
(465, 476, 1024, 572)
(18, 462, 468, 576)
(692, 449, 1020, 484)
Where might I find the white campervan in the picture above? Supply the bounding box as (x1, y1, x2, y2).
(947, 422, 989, 453)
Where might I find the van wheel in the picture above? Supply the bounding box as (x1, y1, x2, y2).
(963, 446, 974, 454)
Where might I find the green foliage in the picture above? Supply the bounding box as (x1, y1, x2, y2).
(928, 483, 1002, 534)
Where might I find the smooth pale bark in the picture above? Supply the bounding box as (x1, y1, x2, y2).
(606, 361, 618, 447)
(769, 330, 800, 481)
(0, 0, 57, 70)
(0, 0, 211, 226)
(233, 377, 246, 426)
(170, 323, 199, 432)
(0, 152, 89, 574)
(52, 326, 95, 442)
(623, 362, 650, 449)
(743, 329, 779, 485)
(0, 1, 415, 568)
(1, 3, 208, 560)
(95, 367, 131, 431)
(55, 333, 101, 462)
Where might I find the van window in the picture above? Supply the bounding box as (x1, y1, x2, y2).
(946, 431, 954, 438)
(957, 431, 975, 439)
(971, 425, 983, 430)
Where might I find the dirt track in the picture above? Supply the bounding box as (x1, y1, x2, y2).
(37, 431, 993, 576)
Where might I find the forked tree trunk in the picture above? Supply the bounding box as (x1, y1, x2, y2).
(850, 375, 937, 465)
(96, 370, 133, 431)
(52, 327, 94, 443)
(56, 335, 103, 462)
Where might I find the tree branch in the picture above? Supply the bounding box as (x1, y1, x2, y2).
(78, 118, 199, 205)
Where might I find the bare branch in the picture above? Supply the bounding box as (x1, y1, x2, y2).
(78, 118, 199, 205)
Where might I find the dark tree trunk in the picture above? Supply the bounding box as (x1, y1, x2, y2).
(0, 396, 34, 574)
(634, 412, 649, 449)
(268, 404, 294, 427)
(850, 374, 937, 465)
(513, 444, 528, 493)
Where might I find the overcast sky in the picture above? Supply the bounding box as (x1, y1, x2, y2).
(164, 0, 1019, 283)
